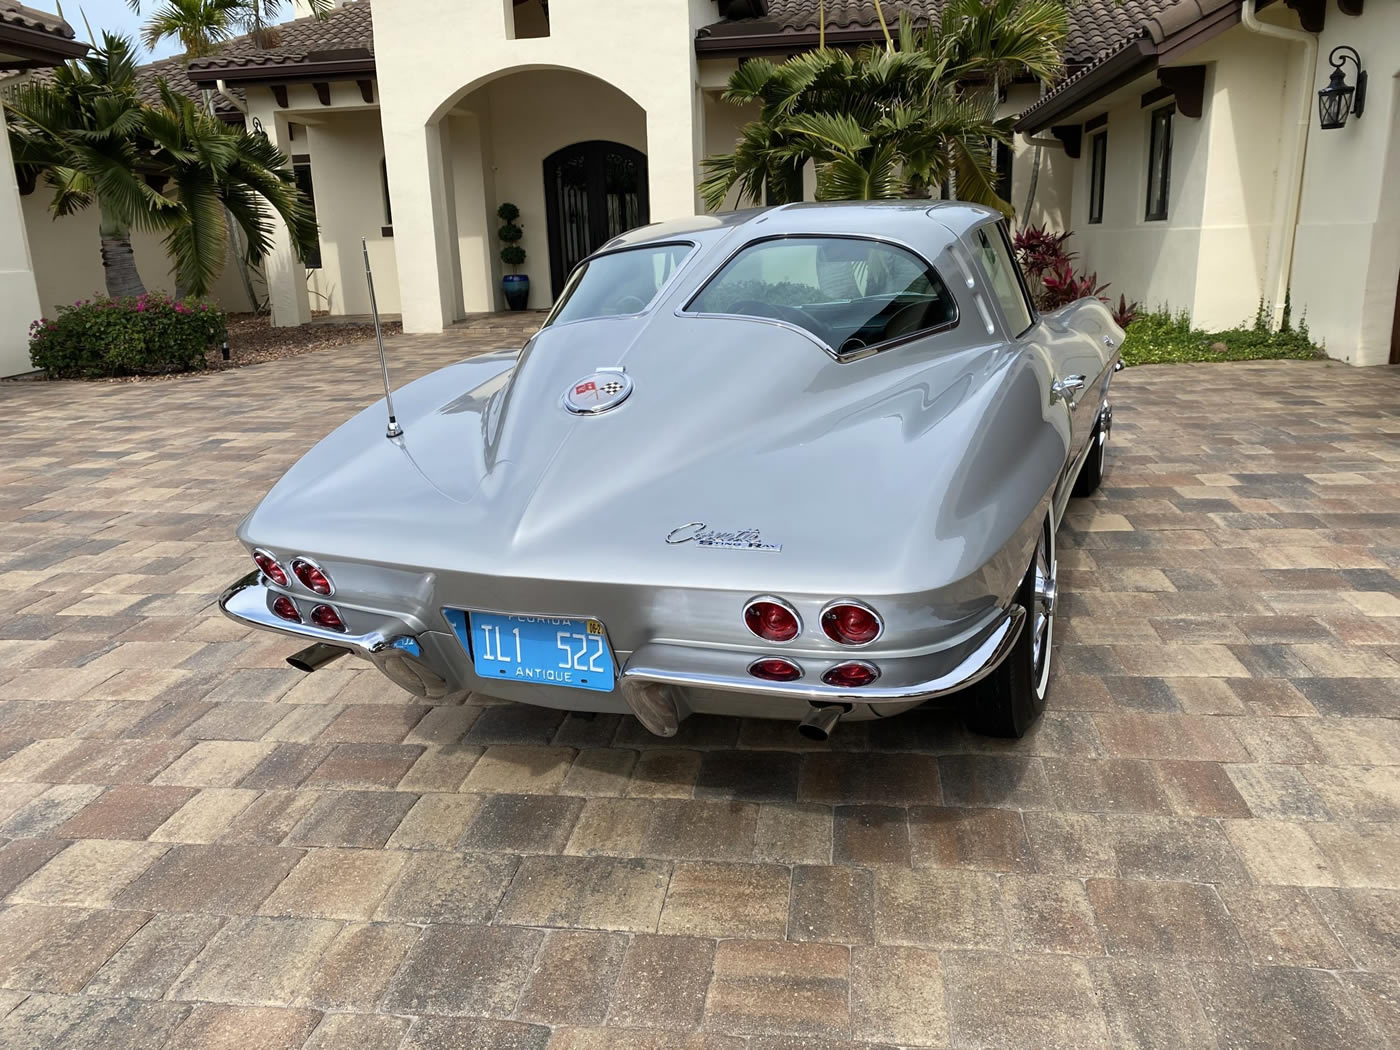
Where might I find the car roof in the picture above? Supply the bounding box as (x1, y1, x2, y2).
(601, 199, 1002, 262)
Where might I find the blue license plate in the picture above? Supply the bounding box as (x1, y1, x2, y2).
(445, 610, 615, 692)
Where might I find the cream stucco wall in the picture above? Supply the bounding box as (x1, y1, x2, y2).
(373, 0, 715, 332)
(1, 106, 45, 377)
(303, 109, 400, 316)
(1291, 0, 1400, 365)
(1063, 30, 1296, 329)
(22, 193, 260, 318)
(1003, 83, 1072, 231)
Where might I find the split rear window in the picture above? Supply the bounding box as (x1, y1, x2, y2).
(687, 236, 957, 354)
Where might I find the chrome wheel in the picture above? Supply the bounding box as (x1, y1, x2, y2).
(1030, 525, 1056, 696)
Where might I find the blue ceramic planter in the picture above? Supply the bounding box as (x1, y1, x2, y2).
(502, 274, 530, 311)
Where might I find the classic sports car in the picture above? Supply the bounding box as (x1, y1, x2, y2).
(221, 201, 1121, 740)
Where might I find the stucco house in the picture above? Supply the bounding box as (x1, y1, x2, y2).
(6, 0, 1399, 374)
(0, 1, 85, 377)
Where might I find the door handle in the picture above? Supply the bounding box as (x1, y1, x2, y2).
(1052, 374, 1087, 406)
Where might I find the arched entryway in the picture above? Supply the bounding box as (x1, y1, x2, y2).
(543, 141, 649, 297)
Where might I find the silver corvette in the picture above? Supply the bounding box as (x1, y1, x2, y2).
(221, 201, 1122, 740)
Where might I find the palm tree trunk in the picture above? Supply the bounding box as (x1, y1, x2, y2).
(98, 207, 146, 299)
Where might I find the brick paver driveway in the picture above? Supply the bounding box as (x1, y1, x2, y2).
(1, 331, 1398, 1050)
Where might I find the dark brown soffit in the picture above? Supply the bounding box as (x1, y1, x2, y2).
(0, 22, 87, 69)
(188, 55, 375, 87)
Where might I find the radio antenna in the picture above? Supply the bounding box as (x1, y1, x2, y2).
(362, 237, 402, 439)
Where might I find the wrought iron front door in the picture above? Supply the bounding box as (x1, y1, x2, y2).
(543, 141, 649, 298)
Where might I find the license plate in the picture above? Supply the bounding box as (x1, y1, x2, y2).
(449, 610, 615, 692)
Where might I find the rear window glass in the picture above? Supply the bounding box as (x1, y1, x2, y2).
(546, 242, 692, 326)
(688, 237, 957, 354)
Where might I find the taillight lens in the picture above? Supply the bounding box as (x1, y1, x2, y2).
(310, 604, 346, 631)
(292, 558, 333, 596)
(744, 599, 800, 642)
(821, 602, 882, 645)
(748, 657, 803, 682)
(822, 661, 879, 688)
(253, 549, 288, 587)
(272, 595, 301, 623)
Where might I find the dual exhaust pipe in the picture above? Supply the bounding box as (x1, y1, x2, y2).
(287, 643, 349, 673)
(798, 703, 846, 742)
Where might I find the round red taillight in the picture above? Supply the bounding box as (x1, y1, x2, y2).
(253, 549, 288, 587)
(744, 598, 800, 643)
(292, 558, 333, 596)
(821, 602, 882, 645)
(748, 657, 803, 682)
(272, 595, 301, 623)
(822, 661, 879, 688)
(310, 604, 346, 632)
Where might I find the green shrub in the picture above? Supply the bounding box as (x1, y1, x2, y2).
(1120, 306, 1322, 366)
(28, 293, 227, 378)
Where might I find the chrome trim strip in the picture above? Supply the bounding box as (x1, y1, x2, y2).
(624, 604, 1025, 704)
(818, 598, 886, 647)
(742, 594, 803, 644)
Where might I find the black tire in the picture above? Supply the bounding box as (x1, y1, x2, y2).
(1072, 423, 1105, 497)
(963, 519, 1055, 738)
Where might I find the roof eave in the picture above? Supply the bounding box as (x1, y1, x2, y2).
(187, 56, 375, 87)
(0, 24, 88, 69)
(1013, 0, 1247, 135)
(695, 24, 888, 55)
(1013, 39, 1157, 134)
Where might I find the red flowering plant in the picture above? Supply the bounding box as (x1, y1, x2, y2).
(1011, 225, 1134, 322)
(28, 293, 227, 378)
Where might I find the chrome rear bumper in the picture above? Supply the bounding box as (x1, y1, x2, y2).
(619, 604, 1025, 735)
(218, 572, 451, 699)
(220, 570, 1023, 731)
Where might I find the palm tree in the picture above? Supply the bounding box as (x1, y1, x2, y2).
(137, 0, 246, 58)
(144, 82, 318, 296)
(128, 0, 332, 57)
(699, 0, 1069, 212)
(5, 33, 319, 298)
(5, 33, 158, 296)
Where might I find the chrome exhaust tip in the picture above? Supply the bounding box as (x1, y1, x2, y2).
(621, 679, 682, 738)
(798, 703, 844, 742)
(287, 643, 349, 673)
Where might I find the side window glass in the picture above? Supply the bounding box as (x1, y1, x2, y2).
(973, 225, 1033, 336)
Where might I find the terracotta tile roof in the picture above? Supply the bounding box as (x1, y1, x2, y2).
(184, 0, 373, 76)
(0, 0, 77, 39)
(123, 0, 370, 116)
(699, 0, 1182, 65)
(1012, 0, 1243, 131)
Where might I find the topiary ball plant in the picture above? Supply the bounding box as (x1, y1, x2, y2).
(497, 202, 525, 272)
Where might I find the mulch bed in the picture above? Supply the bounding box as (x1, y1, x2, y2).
(3, 312, 403, 384)
(211, 312, 402, 369)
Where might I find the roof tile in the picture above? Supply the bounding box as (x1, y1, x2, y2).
(0, 1, 77, 40)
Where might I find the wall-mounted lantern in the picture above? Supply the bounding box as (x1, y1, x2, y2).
(1318, 45, 1366, 130)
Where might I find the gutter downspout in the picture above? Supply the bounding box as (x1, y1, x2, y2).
(1240, 0, 1317, 326)
(216, 80, 250, 117)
